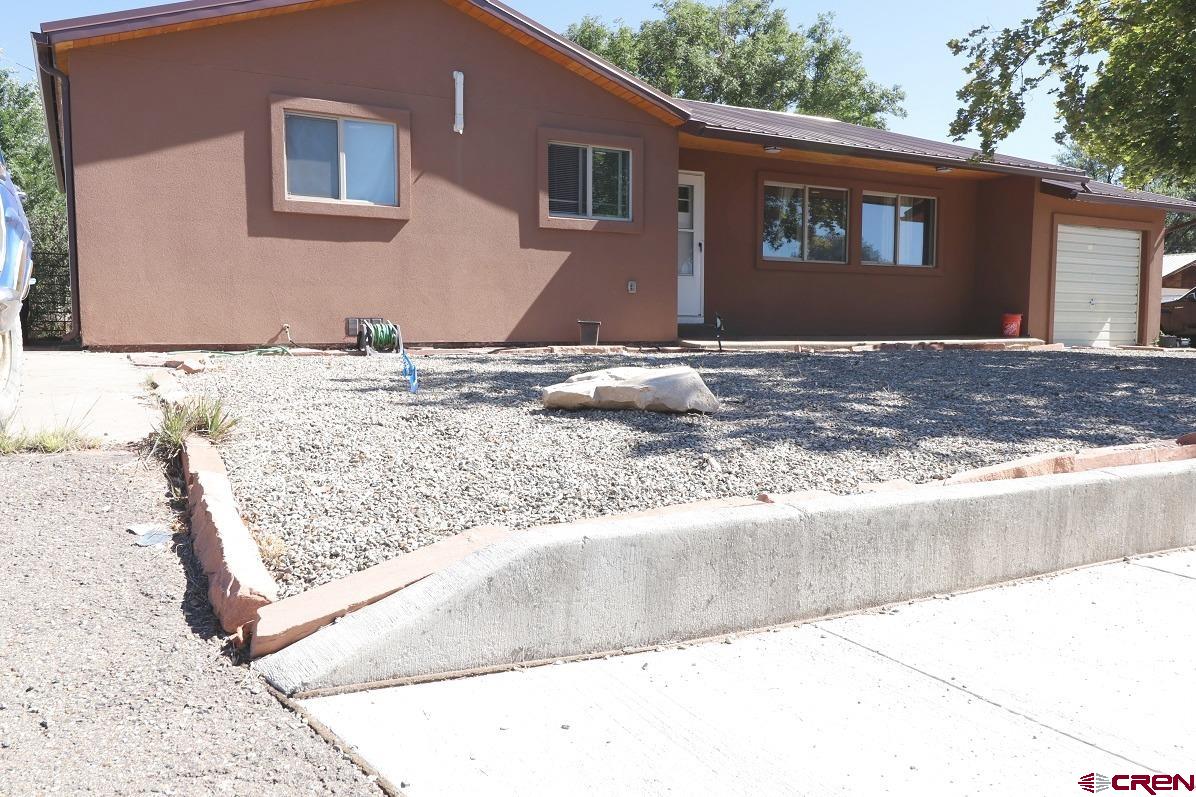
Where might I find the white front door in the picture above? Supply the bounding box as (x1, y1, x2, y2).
(677, 171, 705, 323)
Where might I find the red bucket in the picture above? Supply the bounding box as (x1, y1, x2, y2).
(1001, 313, 1023, 338)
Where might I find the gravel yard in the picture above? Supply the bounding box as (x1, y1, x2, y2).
(187, 348, 1196, 597)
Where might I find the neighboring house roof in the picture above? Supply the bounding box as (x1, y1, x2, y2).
(677, 99, 1088, 181)
(1041, 178, 1196, 215)
(1163, 253, 1196, 277)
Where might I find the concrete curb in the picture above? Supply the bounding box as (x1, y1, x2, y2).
(255, 458, 1196, 695)
(250, 525, 513, 658)
(181, 438, 279, 634)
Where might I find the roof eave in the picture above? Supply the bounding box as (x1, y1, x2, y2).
(38, 0, 690, 125)
(41, 0, 300, 43)
(31, 33, 66, 193)
(1067, 191, 1196, 216)
(682, 122, 1088, 182)
(459, 0, 688, 124)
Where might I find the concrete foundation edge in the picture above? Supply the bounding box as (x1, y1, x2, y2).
(254, 458, 1196, 694)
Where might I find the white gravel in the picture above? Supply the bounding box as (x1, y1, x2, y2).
(185, 348, 1196, 597)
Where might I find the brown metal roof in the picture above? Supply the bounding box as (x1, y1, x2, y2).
(33, 0, 1196, 214)
(678, 99, 1089, 181)
(38, 0, 689, 124)
(1041, 178, 1196, 215)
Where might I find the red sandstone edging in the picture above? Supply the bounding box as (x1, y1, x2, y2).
(942, 437, 1196, 485)
(181, 438, 279, 635)
(251, 525, 513, 658)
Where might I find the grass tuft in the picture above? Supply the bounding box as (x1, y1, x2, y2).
(0, 414, 100, 455)
(151, 396, 239, 459)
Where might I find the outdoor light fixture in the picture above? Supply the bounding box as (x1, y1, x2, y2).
(935, 165, 953, 173)
(763, 145, 782, 153)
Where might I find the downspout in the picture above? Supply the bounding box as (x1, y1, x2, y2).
(32, 33, 82, 345)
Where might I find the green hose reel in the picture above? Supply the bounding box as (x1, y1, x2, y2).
(356, 319, 419, 392)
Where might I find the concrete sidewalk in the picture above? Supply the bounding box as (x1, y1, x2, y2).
(8, 351, 156, 444)
(301, 549, 1196, 796)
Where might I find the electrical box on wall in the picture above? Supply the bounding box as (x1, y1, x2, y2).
(345, 316, 385, 337)
(627, 280, 637, 294)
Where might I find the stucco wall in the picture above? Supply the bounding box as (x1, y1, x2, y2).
(67, 0, 679, 346)
(1028, 192, 1165, 345)
(973, 176, 1036, 335)
(677, 148, 982, 337)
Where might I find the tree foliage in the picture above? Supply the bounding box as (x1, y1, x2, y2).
(567, 0, 905, 128)
(949, 0, 1196, 188)
(1055, 139, 1122, 184)
(1057, 140, 1196, 253)
(0, 67, 66, 253)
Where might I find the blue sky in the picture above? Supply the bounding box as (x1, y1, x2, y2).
(2, 0, 1065, 163)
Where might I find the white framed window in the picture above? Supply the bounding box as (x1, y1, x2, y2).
(547, 142, 632, 221)
(761, 181, 848, 263)
(284, 112, 397, 206)
(861, 192, 937, 266)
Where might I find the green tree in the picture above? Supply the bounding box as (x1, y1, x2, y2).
(1056, 140, 1196, 253)
(948, 0, 1196, 188)
(567, 0, 905, 128)
(1055, 139, 1122, 184)
(0, 66, 67, 253)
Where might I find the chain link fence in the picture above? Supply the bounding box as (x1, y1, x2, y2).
(20, 251, 73, 342)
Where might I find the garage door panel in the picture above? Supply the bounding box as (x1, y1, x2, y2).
(1056, 256, 1144, 272)
(1053, 224, 1141, 348)
(1057, 228, 1143, 244)
(1057, 239, 1142, 254)
(1055, 274, 1139, 290)
(1057, 255, 1143, 270)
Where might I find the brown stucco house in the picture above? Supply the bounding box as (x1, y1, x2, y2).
(33, 0, 1196, 349)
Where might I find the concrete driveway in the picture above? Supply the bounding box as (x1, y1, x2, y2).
(301, 549, 1196, 796)
(7, 351, 156, 444)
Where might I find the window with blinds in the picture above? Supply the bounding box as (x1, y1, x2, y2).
(548, 143, 587, 216)
(547, 142, 631, 221)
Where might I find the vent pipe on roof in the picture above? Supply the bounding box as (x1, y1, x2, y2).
(452, 71, 464, 134)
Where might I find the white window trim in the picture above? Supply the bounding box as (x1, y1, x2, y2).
(284, 111, 399, 207)
(861, 191, 938, 267)
(548, 141, 633, 222)
(761, 180, 849, 264)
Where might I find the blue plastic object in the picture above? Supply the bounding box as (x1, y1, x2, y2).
(0, 149, 34, 334)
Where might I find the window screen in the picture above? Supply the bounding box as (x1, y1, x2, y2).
(285, 114, 339, 200)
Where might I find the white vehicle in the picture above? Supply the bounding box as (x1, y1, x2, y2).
(0, 148, 34, 418)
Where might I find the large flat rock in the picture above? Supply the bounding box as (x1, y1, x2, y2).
(541, 365, 718, 413)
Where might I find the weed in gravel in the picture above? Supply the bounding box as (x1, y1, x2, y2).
(151, 397, 239, 459)
(251, 526, 287, 569)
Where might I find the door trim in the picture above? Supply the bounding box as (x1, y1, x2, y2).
(677, 170, 705, 324)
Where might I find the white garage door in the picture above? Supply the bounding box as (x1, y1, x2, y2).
(1053, 224, 1141, 347)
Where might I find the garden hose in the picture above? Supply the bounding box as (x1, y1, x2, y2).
(356, 319, 419, 393)
(167, 347, 293, 357)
